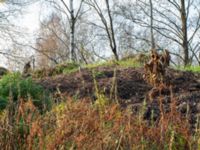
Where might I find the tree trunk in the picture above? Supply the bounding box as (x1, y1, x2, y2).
(150, 0, 155, 49)
(106, 0, 119, 61)
(70, 0, 76, 62)
(70, 20, 76, 62)
(180, 0, 189, 66)
(113, 47, 119, 61)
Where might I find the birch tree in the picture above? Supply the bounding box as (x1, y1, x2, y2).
(59, 0, 85, 62)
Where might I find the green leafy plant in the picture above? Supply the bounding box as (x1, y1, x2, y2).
(0, 73, 51, 110)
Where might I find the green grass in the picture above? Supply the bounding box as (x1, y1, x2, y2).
(84, 58, 143, 69)
(33, 62, 79, 78)
(117, 58, 143, 68)
(53, 62, 79, 75)
(84, 61, 114, 69)
(33, 59, 143, 78)
(177, 66, 200, 73)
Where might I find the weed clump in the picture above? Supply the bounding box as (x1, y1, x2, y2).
(143, 49, 170, 87)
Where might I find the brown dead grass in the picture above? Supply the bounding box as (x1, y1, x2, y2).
(0, 95, 198, 149)
(47, 99, 192, 150)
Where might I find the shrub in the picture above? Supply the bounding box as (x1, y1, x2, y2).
(0, 72, 51, 111)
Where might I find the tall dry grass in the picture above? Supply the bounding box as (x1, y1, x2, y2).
(0, 96, 195, 150)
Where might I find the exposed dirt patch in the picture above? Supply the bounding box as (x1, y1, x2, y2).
(37, 66, 200, 131)
(37, 66, 151, 101)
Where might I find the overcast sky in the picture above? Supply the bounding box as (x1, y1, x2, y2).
(21, 1, 40, 33)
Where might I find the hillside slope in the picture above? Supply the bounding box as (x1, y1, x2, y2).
(37, 65, 200, 130)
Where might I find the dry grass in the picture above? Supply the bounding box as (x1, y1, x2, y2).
(0, 94, 197, 150)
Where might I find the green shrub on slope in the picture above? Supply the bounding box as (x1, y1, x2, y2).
(0, 73, 51, 111)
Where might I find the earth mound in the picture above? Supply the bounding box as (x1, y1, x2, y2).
(37, 66, 200, 131)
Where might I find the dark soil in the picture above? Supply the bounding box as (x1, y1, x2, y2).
(37, 66, 200, 131)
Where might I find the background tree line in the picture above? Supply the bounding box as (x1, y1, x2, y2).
(1, 0, 200, 69)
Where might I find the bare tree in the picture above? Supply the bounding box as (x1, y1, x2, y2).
(36, 13, 70, 68)
(0, 1, 32, 69)
(114, 0, 161, 54)
(146, 0, 200, 66)
(116, 0, 200, 66)
(85, 0, 119, 60)
(59, 0, 85, 62)
(180, 0, 189, 66)
(42, 0, 85, 62)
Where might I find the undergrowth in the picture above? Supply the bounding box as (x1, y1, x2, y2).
(0, 96, 198, 150)
(0, 73, 199, 150)
(0, 73, 51, 111)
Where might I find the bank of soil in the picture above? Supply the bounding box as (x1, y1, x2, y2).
(38, 66, 200, 131)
